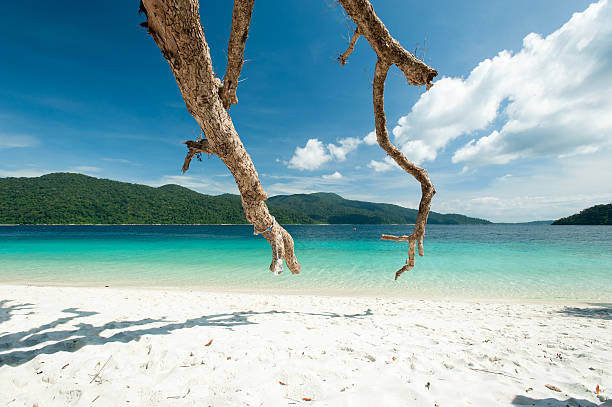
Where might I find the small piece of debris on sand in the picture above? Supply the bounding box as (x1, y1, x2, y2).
(545, 384, 561, 392)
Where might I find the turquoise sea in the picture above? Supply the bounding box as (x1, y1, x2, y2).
(0, 225, 610, 300)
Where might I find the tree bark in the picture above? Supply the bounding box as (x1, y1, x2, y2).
(336, 0, 438, 279)
(140, 0, 300, 275)
(220, 0, 255, 109)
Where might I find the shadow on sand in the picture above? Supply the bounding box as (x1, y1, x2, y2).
(0, 300, 34, 324)
(512, 395, 612, 406)
(557, 303, 612, 320)
(0, 301, 372, 367)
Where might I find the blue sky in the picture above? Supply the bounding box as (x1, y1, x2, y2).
(1, 0, 610, 222)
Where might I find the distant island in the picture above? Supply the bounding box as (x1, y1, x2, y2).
(0, 173, 490, 225)
(553, 203, 612, 225)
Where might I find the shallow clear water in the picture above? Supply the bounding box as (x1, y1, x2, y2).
(0, 225, 611, 300)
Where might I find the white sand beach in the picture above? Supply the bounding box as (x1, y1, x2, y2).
(0, 285, 610, 406)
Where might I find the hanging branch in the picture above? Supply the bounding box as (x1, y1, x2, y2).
(336, 0, 438, 279)
(140, 0, 301, 275)
(139, 0, 438, 281)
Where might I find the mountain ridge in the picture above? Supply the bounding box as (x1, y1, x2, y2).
(0, 173, 491, 225)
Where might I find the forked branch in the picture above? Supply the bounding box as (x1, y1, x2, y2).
(141, 0, 301, 275)
(337, 0, 437, 87)
(336, 0, 437, 279)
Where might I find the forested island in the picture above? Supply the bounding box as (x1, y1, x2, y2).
(553, 203, 612, 225)
(0, 173, 490, 225)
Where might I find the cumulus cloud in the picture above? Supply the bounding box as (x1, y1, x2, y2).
(288, 139, 331, 170)
(328, 137, 362, 161)
(392, 0, 612, 165)
(0, 134, 38, 149)
(288, 137, 362, 170)
(363, 131, 377, 145)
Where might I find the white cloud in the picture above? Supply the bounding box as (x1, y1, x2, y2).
(392, 0, 612, 166)
(363, 131, 377, 145)
(367, 156, 399, 172)
(288, 137, 363, 170)
(432, 153, 612, 222)
(322, 171, 343, 180)
(0, 134, 38, 149)
(557, 145, 600, 158)
(288, 138, 331, 170)
(452, 131, 520, 164)
(399, 140, 437, 165)
(327, 137, 362, 161)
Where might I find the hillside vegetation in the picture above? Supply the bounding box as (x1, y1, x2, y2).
(553, 204, 612, 225)
(0, 173, 490, 225)
(268, 192, 489, 224)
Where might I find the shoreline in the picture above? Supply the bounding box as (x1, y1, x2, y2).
(0, 282, 606, 305)
(1, 285, 609, 406)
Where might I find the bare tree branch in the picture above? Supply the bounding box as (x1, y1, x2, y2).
(372, 60, 435, 279)
(337, 0, 437, 88)
(182, 139, 212, 173)
(338, 27, 360, 66)
(220, 0, 255, 109)
(336, 0, 437, 278)
(141, 0, 300, 275)
(141, 0, 437, 281)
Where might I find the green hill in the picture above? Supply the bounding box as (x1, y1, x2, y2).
(553, 203, 612, 225)
(0, 173, 310, 224)
(0, 173, 490, 225)
(267, 192, 490, 224)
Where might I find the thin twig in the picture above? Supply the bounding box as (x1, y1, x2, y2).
(469, 367, 519, 380)
(167, 388, 191, 399)
(89, 355, 112, 384)
(338, 28, 360, 65)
